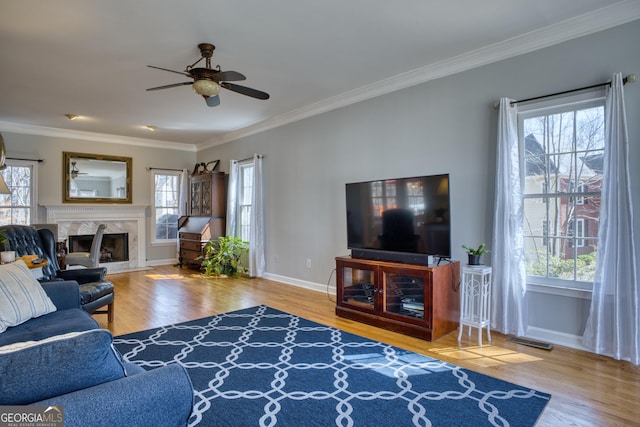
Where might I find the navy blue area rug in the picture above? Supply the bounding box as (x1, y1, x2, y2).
(113, 305, 550, 426)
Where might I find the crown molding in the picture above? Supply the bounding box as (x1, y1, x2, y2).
(199, 1, 640, 149)
(0, 121, 197, 152)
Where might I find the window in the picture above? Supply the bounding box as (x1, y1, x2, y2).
(370, 180, 398, 218)
(567, 218, 586, 248)
(152, 172, 180, 242)
(0, 160, 37, 225)
(520, 96, 604, 289)
(237, 162, 253, 242)
(569, 181, 588, 205)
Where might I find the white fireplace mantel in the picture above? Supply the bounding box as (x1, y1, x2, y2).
(43, 204, 148, 272)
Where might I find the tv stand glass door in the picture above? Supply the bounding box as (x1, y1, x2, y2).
(339, 262, 376, 312)
(383, 271, 426, 322)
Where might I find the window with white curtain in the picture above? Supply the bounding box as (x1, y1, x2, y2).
(519, 96, 604, 290)
(238, 162, 254, 242)
(151, 171, 180, 242)
(0, 160, 37, 225)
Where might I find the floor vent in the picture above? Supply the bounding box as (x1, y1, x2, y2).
(507, 336, 553, 351)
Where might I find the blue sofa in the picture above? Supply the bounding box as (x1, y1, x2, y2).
(0, 280, 194, 427)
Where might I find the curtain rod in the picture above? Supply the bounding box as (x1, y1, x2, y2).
(234, 154, 264, 163)
(147, 167, 184, 172)
(8, 157, 44, 163)
(510, 73, 636, 106)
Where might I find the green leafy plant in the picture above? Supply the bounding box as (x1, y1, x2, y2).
(0, 231, 7, 251)
(198, 236, 249, 277)
(462, 243, 490, 256)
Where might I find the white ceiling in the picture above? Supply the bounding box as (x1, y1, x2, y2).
(1, 0, 638, 150)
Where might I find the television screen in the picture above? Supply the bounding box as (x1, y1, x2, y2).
(346, 174, 451, 259)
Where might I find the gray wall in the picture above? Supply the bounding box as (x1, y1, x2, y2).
(198, 21, 640, 345)
(2, 132, 196, 262)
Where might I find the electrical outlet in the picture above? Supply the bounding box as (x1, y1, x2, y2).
(306, 258, 311, 268)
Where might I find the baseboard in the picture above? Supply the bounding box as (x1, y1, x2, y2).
(525, 326, 588, 351)
(262, 272, 333, 295)
(145, 258, 178, 267)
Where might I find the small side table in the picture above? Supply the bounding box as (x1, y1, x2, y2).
(17, 255, 49, 280)
(458, 265, 492, 346)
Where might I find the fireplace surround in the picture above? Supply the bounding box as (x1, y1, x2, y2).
(44, 204, 146, 273)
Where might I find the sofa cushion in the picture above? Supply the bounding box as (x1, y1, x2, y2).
(0, 308, 99, 347)
(0, 329, 127, 405)
(0, 260, 56, 333)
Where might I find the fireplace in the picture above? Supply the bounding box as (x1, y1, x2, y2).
(68, 233, 130, 263)
(44, 204, 147, 273)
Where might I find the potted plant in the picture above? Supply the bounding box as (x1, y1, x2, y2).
(462, 243, 489, 266)
(0, 230, 14, 264)
(198, 236, 249, 277)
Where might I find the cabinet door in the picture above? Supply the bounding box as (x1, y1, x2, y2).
(190, 181, 202, 215)
(337, 262, 377, 312)
(199, 178, 212, 216)
(381, 267, 430, 326)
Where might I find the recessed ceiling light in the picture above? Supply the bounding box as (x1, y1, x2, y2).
(144, 126, 157, 131)
(65, 114, 80, 120)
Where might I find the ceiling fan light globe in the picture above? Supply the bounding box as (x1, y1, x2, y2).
(193, 80, 220, 97)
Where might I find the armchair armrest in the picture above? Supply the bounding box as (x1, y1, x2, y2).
(34, 364, 194, 427)
(56, 267, 107, 284)
(40, 280, 82, 310)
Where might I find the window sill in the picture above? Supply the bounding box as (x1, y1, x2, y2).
(526, 281, 592, 300)
(151, 240, 178, 247)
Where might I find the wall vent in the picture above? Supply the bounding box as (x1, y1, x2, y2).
(507, 336, 553, 351)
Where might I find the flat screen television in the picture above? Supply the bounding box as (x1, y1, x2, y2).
(345, 173, 451, 264)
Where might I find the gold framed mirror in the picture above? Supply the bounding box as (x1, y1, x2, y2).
(63, 152, 132, 203)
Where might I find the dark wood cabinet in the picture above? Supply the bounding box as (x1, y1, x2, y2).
(178, 217, 224, 267)
(179, 171, 226, 268)
(190, 172, 225, 217)
(335, 256, 460, 341)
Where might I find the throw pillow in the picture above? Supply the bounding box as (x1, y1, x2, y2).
(0, 260, 56, 333)
(0, 329, 128, 405)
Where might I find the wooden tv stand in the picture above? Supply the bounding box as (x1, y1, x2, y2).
(335, 256, 460, 341)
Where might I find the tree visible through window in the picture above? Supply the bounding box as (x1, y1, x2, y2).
(153, 172, 179, 240)
(0, 162, 35, 225)
(520, 99, 604, 287)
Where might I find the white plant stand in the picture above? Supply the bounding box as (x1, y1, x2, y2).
(458, 265, 492, 346)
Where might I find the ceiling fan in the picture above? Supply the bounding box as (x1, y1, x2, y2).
(70, 161, 87, 179)
(146, 43, 270, 107)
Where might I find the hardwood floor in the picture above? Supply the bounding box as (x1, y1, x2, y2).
(97, 264, 640, 426)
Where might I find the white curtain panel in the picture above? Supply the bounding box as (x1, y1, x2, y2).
(249, 154, 266, 278)
(491, 98, 528, 336)
(178, 168, 189, 217)
(177, 168, 190, 254)
(226, 160, 239, 237)
(226, 156, 265, 278)
(582, 73, 639, 364)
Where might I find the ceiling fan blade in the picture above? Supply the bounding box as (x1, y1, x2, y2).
(212, 70, 246, 82)
(204, 95, 220, 107)
(146, 82, 193, 91)
(147, 65, 191, 78)
(220, 82, 270, 100)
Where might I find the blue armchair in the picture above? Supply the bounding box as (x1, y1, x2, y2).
(0, 225, 115, 321)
